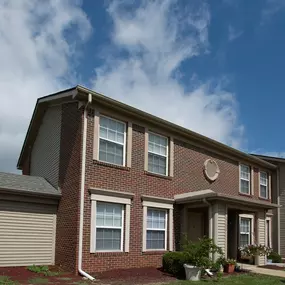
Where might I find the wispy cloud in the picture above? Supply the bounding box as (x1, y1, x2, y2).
(92, 0, 244, 148)
(0, 0, 91, 172)
(228, 25, 243, 41)
(261, 0, 285, 24)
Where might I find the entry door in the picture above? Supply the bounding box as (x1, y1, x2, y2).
(188, 212, 204, 243)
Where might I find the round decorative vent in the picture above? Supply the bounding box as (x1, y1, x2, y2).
(204, 159, 220, 182)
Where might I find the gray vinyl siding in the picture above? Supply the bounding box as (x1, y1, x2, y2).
(0, 200, 57, 267)
(279, 164, 285, 256)
(216, 203, 227, 255)
(257, 211, 266, 265)
(30, 105, 62, 188)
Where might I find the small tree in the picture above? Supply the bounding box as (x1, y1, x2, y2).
(183, 237, 224, 269)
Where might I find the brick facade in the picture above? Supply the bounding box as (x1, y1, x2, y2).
(80, 108, 272, 273)
(21, 98, 274, 274)
(55, 103, 83, 272)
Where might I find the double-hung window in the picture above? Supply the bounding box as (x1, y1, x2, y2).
(260, 172, 268, 199)
(95, 202, 124, 251)
(239, 217, 251, 247)
(146, 208, 167, 250)
(148, 133, 168, 175)
(99, 116, 126, 166)
(240, 164, 251, 194)
(90, 189, 133, 253)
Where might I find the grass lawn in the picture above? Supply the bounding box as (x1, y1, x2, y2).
(167, 274, 285, 284)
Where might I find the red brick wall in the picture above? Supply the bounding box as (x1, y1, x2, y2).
(79, 109, 272, 274)
(55, 103, 83, 272)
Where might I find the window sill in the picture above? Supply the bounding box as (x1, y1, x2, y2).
(93, 160, 130, 171)
(142, 250, 168, 255)
(91, 251, 128, 257)
(144, 171, 173, 180)
(258, 196, 271, 202)
(238, 192, 252, 198)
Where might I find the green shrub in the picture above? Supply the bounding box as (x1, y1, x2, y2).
(27, 265, 49, 274)
(162, 251, 189, 278)
(183, 236, 224, 269)
(268, 252, 282, 263)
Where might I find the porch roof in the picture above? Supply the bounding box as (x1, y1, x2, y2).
(174, 189, 279, 209)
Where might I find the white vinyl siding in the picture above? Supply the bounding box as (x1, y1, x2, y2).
(99, 116, 126, 166)
(239, 218, 251, 247)
(240, 164, 251, 194)
(216, 203, 227, 255)
(95, 202, 124, 251)
(148, 133, 168, 176)
(30, 105, 61, 188)
(146, 208, 167, 250)
(260, 172, 268, 199)
(0, 201, 56, 267)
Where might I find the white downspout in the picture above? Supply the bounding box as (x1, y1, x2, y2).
(78, 94, 95, 281)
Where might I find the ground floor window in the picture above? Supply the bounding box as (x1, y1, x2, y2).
(90, 189, 133, 253)
(142, 197, 174, 252)
(239, 217, 251, 247)
(146, 208, 167, 250)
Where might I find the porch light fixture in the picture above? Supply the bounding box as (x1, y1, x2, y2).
(204, 159, 220, 182)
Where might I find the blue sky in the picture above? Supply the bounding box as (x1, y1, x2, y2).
(1, 0, 285, 172)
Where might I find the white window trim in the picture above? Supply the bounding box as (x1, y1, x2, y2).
(90, 192, 132, 253)
(98, 115, 127, 167)
(147, 131, 169, 176)
(239, 164, 251, 195)
(142, 199, 174, 252)
(146, 208, 168, 251)
(239, 214, 254, 247)
(95, 203, 124, 252)
(259, 171, 268, 199)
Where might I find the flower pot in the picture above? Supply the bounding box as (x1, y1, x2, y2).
(224, 264, 235, 273)
(183, 264, 201, 281)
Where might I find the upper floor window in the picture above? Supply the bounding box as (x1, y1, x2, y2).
(148, 133, 168, 175)
(260, 172, 268, 199)
(240, 164, 251, 195)
(99, 116, 126, 166)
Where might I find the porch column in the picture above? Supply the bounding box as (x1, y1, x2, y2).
(213, 203, 227, 260)
(256, 210, 266, 266)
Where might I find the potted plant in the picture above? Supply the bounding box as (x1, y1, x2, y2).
(239, 244, 272, 265)
(223, 259, 236, 273)
(183, 237, 224, 281)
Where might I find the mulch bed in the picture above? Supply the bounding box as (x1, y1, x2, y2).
(95, 267, 177, 284)
(258, 265, 285, 271)
(0, 266, 85, 285)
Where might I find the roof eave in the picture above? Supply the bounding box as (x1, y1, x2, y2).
(76, 85, 277, 170)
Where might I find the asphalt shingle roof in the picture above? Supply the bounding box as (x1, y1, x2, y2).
(0, 172, 61, 197)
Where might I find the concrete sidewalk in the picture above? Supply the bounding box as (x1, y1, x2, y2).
(238, 263, 285, 278)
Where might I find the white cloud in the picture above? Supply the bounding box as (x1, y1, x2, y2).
(92, 0, 244, 149)
(0, 0, 91, 172)
(261, 0, 285, 24)
(228, 25, 243, 41)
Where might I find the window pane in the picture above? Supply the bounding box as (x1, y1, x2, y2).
(147, 209, 166, 229)
(260, 172, 267, 185)
(96, 202, 123, 227)
(240, 218, 250, 233)
(240, 180, 249, 194)
(146, 230, 165, 249)
(240, 165, 250, 180)
(239, 234, 249, 247)
(148, 153, 166, 175)
(99, 116, 125, 145)
(99, 139, 123, 165)
(260, 185, 267, 198)
(96, 228, 121, 250)
(148, 133, 167, 156)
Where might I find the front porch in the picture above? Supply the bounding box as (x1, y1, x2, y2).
(175, 190, 278, 266)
